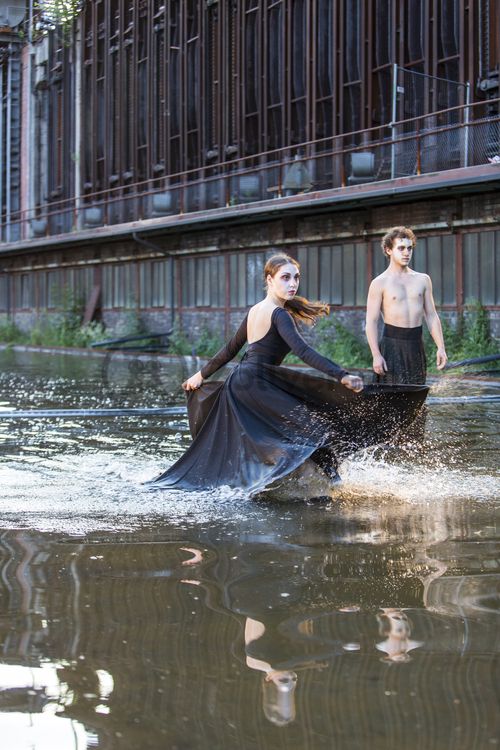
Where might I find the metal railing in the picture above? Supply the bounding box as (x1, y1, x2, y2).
(2, 98, 499, 244)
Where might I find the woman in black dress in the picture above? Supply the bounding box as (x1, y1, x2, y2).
(149, 254, 428, 494)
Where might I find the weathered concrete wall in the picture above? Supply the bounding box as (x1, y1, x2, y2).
(1, 190, 499, 341)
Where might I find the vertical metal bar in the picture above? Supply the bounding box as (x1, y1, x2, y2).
(224, 252, 230, 337)
(309, 0, 316, 144)
(463, 81, 471, 167)
(416, 122, 421, 175)
(284, 0, 290, 146)
(366, 0, 373, 135)
(360, 0, 366, 134)
(336, 0, 343, 139)
(233, 1, 241, 156)
(478, 0, 484, 78)
(458, 0, 466, 88)
(456, 231, 463, 311)
(181, 0, 186, 174)
(132, 0, 138, 191)
(74, 13, 82, 228)
(6, 45, 12, 242)
(390, 62, 397, 179)
(169, 256, 175, 326)
(0, 63, 3, 243)
(262, 1, 267, 155)
(305, 0, 311, 144)
(366, 238, 373, 285)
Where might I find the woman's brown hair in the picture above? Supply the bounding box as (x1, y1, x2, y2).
(264, 254, 330, 324)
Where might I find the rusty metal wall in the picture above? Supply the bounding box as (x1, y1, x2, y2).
(75, 0, 498, 205)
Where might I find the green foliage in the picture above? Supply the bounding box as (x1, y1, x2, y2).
(193, 325, 224, 358)
(313, 315, 372, 369)
(28, 318, 107, 348)
(0, 287, 107, 348)
(0, 319, 28, 344)
(424, 299, 498, 371)
(461, 299, 496, 358)
(111, 307, 145, 339)
(167, 323, 224, 358)
(167, 323, 192, 355)
(35, 1, 82, 30)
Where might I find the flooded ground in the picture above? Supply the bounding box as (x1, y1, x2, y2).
(0, 348, 498, 750)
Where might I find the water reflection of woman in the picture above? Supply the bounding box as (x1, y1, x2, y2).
(149, 254, 427, 494)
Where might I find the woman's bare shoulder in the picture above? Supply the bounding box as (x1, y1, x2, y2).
(248, 301, 278, 320)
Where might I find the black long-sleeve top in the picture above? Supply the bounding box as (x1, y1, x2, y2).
(200, 307, 348, 382)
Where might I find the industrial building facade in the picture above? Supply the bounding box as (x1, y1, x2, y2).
(0, 0, 499, 337)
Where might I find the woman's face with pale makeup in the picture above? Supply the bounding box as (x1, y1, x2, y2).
(267, 262, 300, 302)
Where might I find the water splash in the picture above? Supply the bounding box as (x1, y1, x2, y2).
(338, 447, 499, 503)
(0, 452, 249, 533)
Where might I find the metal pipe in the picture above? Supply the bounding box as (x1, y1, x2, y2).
(0, 406, 188, 420)
(444, 352, 500, 370)
(91, 331, 171, 347)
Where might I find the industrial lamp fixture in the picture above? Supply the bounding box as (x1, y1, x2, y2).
(282, 155, 312, 194)
(0, 0, 25, 28)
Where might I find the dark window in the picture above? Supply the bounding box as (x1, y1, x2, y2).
(405, 0, 425, 64)
(229, 252, 271, 307)
(266, 2, 283, 150)
(345, 1, 361, 82)
(0, 276, 8, 311)
(66, 267, 95, 306)
(245, 9, 259, 114)
(139, 259, 174, 308)
(47, 270, 63, 309)
(463, 231, 500, 306)
(373, 67, 392, 125)
(102, 264, 136, 308)
(438, 0, 459, 59)
(152, 13, 166, 171)
(316, 0, 333, 99)
(181, 256, 225, 308)
(291, 0, 307, 100)
(411, 235, 456, 305)
(374, 0, 392, 67)
(15, 274, 34, 309)
(343, 0, 362, 136)
(297, 244, 368, 306)
(267, 4, 283, 106)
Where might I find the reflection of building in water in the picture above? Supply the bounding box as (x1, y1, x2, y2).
(0, 522, 498, 747)
(0, 663, 92, 749)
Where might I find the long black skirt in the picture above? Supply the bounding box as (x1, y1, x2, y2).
(148, 362, 428, 495)
(376, 324, 427, 385)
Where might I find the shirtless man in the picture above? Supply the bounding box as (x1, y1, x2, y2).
(365, 226, 447, 384)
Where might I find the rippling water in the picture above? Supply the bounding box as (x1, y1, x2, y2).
(0, 348, 499, 749)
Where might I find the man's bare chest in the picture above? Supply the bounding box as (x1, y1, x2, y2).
(383, 280, 425, 305)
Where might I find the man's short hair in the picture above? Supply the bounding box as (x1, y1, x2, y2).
(381, 226, 417, 257)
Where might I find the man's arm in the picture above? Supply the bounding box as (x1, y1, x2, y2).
(423, 275, 447, 370)
(365, 279, 387, 375)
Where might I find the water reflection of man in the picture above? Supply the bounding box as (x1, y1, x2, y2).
(245, 617, 298, 726)
(375, 608, 423, 663)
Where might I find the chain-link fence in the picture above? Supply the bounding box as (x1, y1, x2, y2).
(390, 66, 470, 178)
